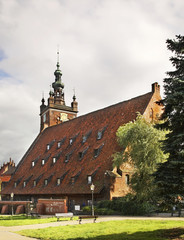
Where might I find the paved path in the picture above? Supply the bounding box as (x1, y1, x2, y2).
(0, 216, 184, 240)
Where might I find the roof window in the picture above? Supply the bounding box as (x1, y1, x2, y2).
(69, 133, 79, 146)
(41, 154, 50, 166)
(97, 126, 107, 140)
(23, 181, 26, 188)
(52, 157, 56, 164)
(33, 174, 43, 187)
(14, 182, 17, 188)
(65, 151, 73, 163)
(14, 177, 23, 188)
(56, 171, 69, 186)
(42, 159, 45, 165)
(71, 170, 81, 184)
(33, 180, 37, 187)
(23, 175, 33, 188)
(87, 175, 92, 184)
(57, 137, 66, 149)
(44, 179, 48, 186)
(31, 157, 39, 168)
(46, 140, 55, 151)
(82, 130, 92, 144)
(94, 143, 104, 158)
(79, 146, 89, 161)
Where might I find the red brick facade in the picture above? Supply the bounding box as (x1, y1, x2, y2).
(1, 83, 163, 213)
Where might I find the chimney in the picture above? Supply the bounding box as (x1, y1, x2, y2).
(152, 82, 160, 93)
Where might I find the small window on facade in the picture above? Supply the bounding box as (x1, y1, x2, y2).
(69, 139, 73, 145)
(47, 144, 50, 151)
(125, 174, 130, 185)
(23, 181, 26, 187)
(43, 114, 46, 123)
(14, 182, 17, 188)
(57, 178, 61, 185)
(44, 179, 48, 186)
(42, 159, 45, 165)
(88, 176, 92, 184)
(33, 180, 37, 187)
(53, 157, 56, 164)
(32, 161, 35, 167)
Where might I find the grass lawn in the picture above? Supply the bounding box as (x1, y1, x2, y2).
(17, 220, 184, 240)
(0, 215, 73, 226)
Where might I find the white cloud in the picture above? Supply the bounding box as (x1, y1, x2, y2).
(0, 0, 183, 164)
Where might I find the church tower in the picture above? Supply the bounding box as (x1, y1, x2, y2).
(40, 52, 78, 132)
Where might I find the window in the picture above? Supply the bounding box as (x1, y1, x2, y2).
(42, 159, 45, 165)
(71, 177, 75, 184)
(97, 131, 102, 140)
(69, 139, 73, 145)
(82, 136, 87, 143)
(97, 126, 107, 140)
(88, 176, 92, 184)
(94, 143, 104, 158)
(125, 174, 130, 185)
(53, 157, 56, 164)
(33, 180, 37, 187)
(57, 178, 61, 185)
(32, 161, 35, 167)
(43, 114, 46, 123)
(23, 181, 26, 187)
(58, 142, 61, 148)
(44, 179, 48, 186)
(79, 147, 89, 161)
(14, 182, 17, 188)
(47, 144, 50, 151)
(117, 168, 122, 176)
(65, 155, 69, 163)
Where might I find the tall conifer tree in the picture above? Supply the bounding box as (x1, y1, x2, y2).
(155, 35, 184, 206)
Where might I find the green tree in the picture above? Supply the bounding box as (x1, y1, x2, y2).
(113, 114, 167, 202)
(154, 35, 184, 208)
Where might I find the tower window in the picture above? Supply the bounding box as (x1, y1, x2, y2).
(43, 114, 46, 123)
(125, 174, 130, 185)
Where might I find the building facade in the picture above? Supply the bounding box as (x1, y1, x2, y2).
(1, 58, 163, 212)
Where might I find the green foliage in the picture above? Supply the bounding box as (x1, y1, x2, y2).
(18, 220, 184, 240)
(113, 113, 167, 202)
(154, 35, 184, 206)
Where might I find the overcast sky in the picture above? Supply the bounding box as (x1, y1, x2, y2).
(0, 0, 183, 165)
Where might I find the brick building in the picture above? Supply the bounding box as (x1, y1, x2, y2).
(1, 56, 163, 212)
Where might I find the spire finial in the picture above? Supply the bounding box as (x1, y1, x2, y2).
(73, 88, 76, 101)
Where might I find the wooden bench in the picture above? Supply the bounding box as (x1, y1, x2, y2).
(55, 212, 73, 221)
(78, 215, 98, 224)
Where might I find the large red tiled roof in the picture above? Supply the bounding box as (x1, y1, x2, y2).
(2, 92, 153, 196)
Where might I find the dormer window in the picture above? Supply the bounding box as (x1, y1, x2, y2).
(53, 157, 56, 164)
(71, 177, 75, 184)
(65, 155, 69, 163)
(97, 126, 107, 140)
(32, 161, 35, 167)
(42, 159, 45, 165)
(57, 178, 61, 185)
(58, 142, 61, 148)
(14, 182, 17, 188)
(47, 144, 50, 151)
(94, 143, 104, 158)
(44, 179, 48, 186)
(33, 180, 37, 187)
(69, 139, 73, 145)
(23, 181, 26, 187)
(88, 175, 92, 184)
(97, 131, 102, 140)
(79, 146, 89, 161)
